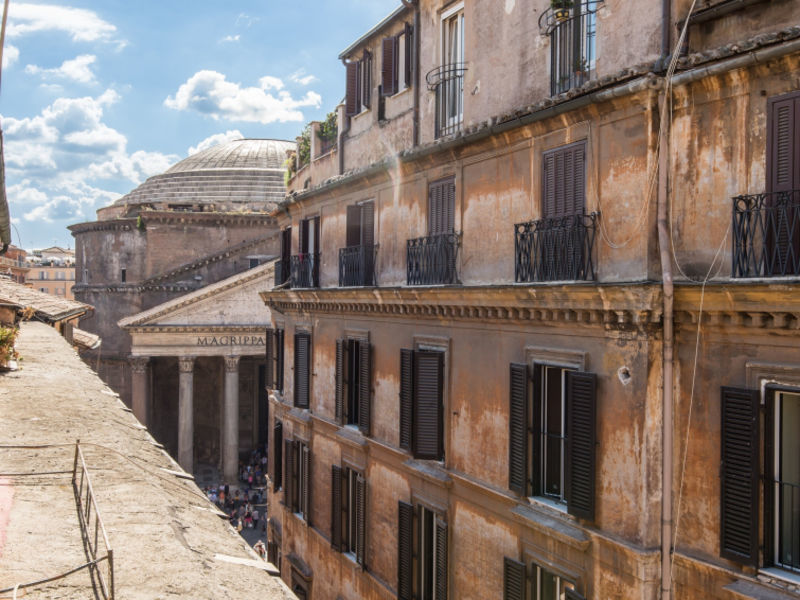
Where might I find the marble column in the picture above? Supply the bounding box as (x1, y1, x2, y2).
(129, 356, 150, 427)
(178, 356, 195, 474)
(223, 355, 240, 483)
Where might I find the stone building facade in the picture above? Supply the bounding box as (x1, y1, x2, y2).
(259, 1, 800, 599)
(70, 138, 293, 475)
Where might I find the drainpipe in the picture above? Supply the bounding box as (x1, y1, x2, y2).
(401, 0, 420, 147)
(339, 59, 351, 176)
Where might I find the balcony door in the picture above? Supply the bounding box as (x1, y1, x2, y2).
(442, 4, 464, 131)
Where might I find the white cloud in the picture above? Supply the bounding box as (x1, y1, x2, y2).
(219, 34, 240, 43)
(188, 130, 244, 156)
(8, 3, 124, 48)
(164, 70, 321, 124)
(289, 69, 317, 86)
(235, 13, 260, 28)
(25, 54, 97, 84)
(3, 45, 19, 69)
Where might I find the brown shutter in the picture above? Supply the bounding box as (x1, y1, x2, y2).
(382, 37, 397, 96)
(543, 143, 585, 218)
(346, 61, 359, 116)
(509, 363, 529, 496)
(720, 386, 760, 566)
(543, 152, 556, 218)
(276, 329, 285, 391)
(358, 342, 372, 436)
(361, 201, 375, 247)
(404, 23, 413, 88)
(346, 204, 361, 248)
(272, 421, 283, 492)
(335, 339, 345, 424)
(299, 218, 308, 253)
(397, 501, 414, 600)
(413, 350, 444, 460)
(284, 438, 294, 509)
(565, 370, 597, 520)
(444, 177, 455, 234)
(265, 328, 275, 389)
(399, 349, 414, 450)
(294, 332, 310, 409)
(302, 443, 311, 522)
(356, 473, 366, 566)
(435, 518, 448, 600)
(572, 142, 586, 216)
(767, 94, 800, 194)
(531, 364, 543, 496)
(313, 216, 320, 255)
(428, 179, 443, 236)
(331, 465, 343, 551)
(362, 50, 372, 109)
(281, 227, 292, 261)
(565, 588, 586, 600)
(503, 557, 527, 600)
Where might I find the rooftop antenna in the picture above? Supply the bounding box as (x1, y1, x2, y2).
(0, 0, 11, 256)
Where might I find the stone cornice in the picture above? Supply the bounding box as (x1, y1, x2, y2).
(68, 218, 137, 234)
(126, 324, 266, 334)
(139, 210, 276, 227)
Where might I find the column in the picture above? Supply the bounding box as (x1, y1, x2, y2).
(223, 355, 240, 483)
(129, 356, 150, 427)
(178, 356, 195, 474)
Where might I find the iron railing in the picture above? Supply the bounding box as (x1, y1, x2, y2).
(274, 257, 290, 288)
(339, 244, 378, 287)
(290, 253, 320, 288)
(407, 233, 460, 285)
(538, 1, 601, 96)
(514, 213, 598, 282)
(732, 191, 800, 278)
(73, 441, 114, 599)
(426, 63, 467, 139)
(773, 479, 800, 572)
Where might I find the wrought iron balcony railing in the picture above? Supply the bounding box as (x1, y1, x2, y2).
(290, 253, 320, 288)
(274, 257, 290, 288)
(732, 190, 800, 278)
(514, 213, 598, 282)
(339, 244, 378, 287)
(407, 233, 461, 286)
(426, 63, 467, 139)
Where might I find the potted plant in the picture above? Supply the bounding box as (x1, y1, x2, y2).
(551, 0, 573, 22)
(0, 325, 19, 370)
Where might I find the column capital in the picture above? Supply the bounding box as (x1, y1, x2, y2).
(178, 356, 195, 373)
(129, 355, 149, 374)
(223, 355, 241, 373)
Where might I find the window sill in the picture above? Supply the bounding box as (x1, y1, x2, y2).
(510, 501, 590, 551)
(724, 577, 800, 599)
(759, 568, 800, 588)
(352, 108, 371, 122)
(335, 425, 368, 449)
(403, 458, 453, 488)
(343, 551, 364, 571)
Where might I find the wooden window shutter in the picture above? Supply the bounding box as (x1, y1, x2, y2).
(381, 37, 397, 96)
(302, 443, 311, 522)
(399, 349, 414, 450)
(265, 329, 275, 389)
(313, 216, 320, 255)
(542, 152, 556, 218)
(565, 588, 586, 600)
(767, 93, 800, 194)
(362, 50, 372, 109)
(444, 177, 455, 234)
(358, 342, 372, 436)
(720, 386, 760, 566)
(397, 501, 414, 600)
(281, 227, 292, 262)
(571, 142, 586, 216)
(531, 364, 543, 496)
(294, 332, 310, 409)
(356, 473, 367, 566)
(299, 218, 308, 254)
(509, 363, 529, 496)
(404, 23, 413, 88)
(503, 557, 527, 600)
(331, 465, 343, 551)
(276, 329, 285, 391)
(413, 350, 444, 460)
(272, 421, 283, 492)
(346, 61, 359, 116)
(361, 201, 375, 247)
(335, 339, 345, 424)
(543, 143, 585, 218)
(284, 438, 294, 509)
(428, 179, 443, 236)
(435, 518, 448, 600)
(346, 204, 362, 248)
(565, 370, 597, 520)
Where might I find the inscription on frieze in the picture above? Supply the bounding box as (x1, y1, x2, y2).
(196, 335, 265, 347)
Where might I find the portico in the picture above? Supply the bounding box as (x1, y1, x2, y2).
(119, 262, 274, 480)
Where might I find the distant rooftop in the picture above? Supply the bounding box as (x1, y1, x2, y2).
(0, 277, 90, 322)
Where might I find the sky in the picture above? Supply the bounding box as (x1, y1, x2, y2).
(0, 0, 399, 250)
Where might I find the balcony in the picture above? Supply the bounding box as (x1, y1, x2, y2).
(406, 233, 460, 286)
(274, 257, 290, 288)
(732, 191, 800, 278)
(426, 63, 467, 139)
(290, 253, 320, 288)
(514, 213, 598, 282)
(339, 245, 377, 287)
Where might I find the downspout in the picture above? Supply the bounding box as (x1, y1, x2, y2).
(339, 58, 351, 176)
(401, 0, 420, 147)
(658, 0, 674, 591)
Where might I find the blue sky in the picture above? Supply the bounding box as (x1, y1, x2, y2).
(1, 0, 398, 249)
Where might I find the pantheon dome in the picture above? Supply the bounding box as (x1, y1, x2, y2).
(97, 138, 295, 220)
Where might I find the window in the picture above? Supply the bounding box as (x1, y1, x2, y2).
(428, 177, 455, 236)
(249, 258, 260, 269)
(503, 558, 584, 600)
(398, 502, 448, 600)
(284, 438, 311, 521)
(548, 1, 599, 96)
(508, 362, 597, 520)
(293, 217, 320, 288)
(768, 390, 800, 572)
(331, 465, 366, 565)
(441, 4, 464, 132)
(335, 337, 371, 433)
(39, 271, 46, 280)
(340, 200, 376, 287)
(56, 271, 66, 280)
(271, 420, 283, 492)
(381, 23, 413, 97)
(345, 50, 373, 116)
(120, 268, 126, 283)
(542, 142, 586, 219)
(399, 348, 444, 461)
(265, 327, 285, 393)
(294, 331, 311, 409)
(267, 520, 281, 570)
(276, 227, 292, 287)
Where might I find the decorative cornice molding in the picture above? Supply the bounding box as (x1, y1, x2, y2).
(140, 211, 276, 227)
(68, 219, 137, 234)
(126, 325, 266, 334)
